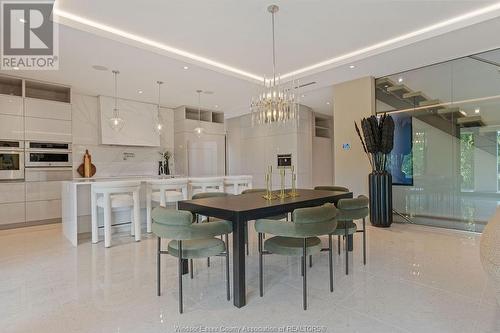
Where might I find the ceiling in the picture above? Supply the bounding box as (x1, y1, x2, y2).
(2, 0, 500, 117)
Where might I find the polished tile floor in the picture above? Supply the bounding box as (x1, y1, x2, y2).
(1, 222, 499, 333)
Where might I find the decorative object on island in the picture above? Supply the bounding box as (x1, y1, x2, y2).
(154, 81, 163, 134)
(159, 150, 172, 175)
(480, 207, 500, 306)
(263, 165, 276, 200)
(250, 4, 299, 126)
(355, 114, 395, 227)
(108, 70, 125, 132)
(77, 149, 96, 178)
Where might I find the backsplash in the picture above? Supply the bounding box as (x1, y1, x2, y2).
(71, 93, 174, 178)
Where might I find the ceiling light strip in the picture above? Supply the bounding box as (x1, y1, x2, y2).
(53, 2, 500, 83)
(52, 9, 264, 82)
(281, 1, 500, 80)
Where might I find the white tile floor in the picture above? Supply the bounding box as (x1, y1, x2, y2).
(1, 222, 499, 333)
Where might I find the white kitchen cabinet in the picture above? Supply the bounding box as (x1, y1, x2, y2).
(25, 168, 72, 182)
(26, 199, 61, 222)
(0, 182, 25, 203)
(25, 116, 72, 142)
(0, 114, 23, 140)
(0, 95, 23, 116)
(26, 181, 63, 201)
(0, 202, 25, 225)
(99, 96, 160, 147)
(24, 98, 72, 121)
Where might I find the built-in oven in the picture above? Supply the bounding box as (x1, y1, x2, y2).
(0, 140, 24, 180)
(25, 141, 72, 167)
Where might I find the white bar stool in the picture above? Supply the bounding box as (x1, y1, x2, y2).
(146, 178, 188, 233)
(91, 181, 142, 248)
(188, 177, 225, 198)
(224, 175, 253, 195)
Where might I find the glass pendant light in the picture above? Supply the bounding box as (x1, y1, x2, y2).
(108, 70, 124, 131)
(194, 89, 204, 137)
(154, 81, 163, 134)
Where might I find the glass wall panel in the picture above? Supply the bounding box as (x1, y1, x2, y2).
(375, 48, 500, 232)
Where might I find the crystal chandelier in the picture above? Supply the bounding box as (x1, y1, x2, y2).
(108, 70, 125, 131)
(194, 89, 204, 137)
(251, 4, 299, 126)
(154, 81, 163, 134)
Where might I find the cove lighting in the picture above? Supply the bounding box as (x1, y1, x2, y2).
(52, 8, 263, 82)
(53, 2, 500, 83)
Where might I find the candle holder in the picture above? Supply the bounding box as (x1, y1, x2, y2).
(289, 168, 299, 197)
(277, 168, 288, 199)
(263, 165, 276, 200)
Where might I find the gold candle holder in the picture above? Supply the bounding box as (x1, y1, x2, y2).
(263, 165, 276, 200)
(277, 168, 288, 199)
(289, 167, 299, 197)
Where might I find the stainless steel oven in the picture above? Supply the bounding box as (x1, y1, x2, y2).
(0, 140, 24, 180)
(25, 141, 72, 167)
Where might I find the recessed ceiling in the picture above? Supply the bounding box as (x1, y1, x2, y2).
(1, 1, 500, 118)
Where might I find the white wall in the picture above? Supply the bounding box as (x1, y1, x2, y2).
(312, 136, 333, 187)
(72, 93, 174, 178)
(332, 77, 375, 196)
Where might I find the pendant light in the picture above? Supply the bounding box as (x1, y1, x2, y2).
(194, 89, 204, 137)
(250, 4, 299, 126)
(108, 70, 124, 131)
(154, 81, 163, 134)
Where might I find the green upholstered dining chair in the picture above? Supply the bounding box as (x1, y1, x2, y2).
(333, 195, 369, 275)
(152, 207, 232, 314)
(255, 203, 337, 310)
(314, 185, 350, 192)
(192, 192, 231, 266)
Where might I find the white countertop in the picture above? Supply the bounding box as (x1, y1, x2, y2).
(67, 175, 182, 185)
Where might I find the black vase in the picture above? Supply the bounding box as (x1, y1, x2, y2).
(369, 171, 393, 227)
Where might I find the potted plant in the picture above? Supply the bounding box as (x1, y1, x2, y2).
(355, 114, 395, 227)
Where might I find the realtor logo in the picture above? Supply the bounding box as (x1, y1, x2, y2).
(1, 1, 58, 70)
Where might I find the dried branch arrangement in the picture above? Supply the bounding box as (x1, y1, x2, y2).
(354, 114, 395, 172)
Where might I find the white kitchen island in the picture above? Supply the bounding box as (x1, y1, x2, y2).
(61, 175, 252, 246)
(61, 176, 177, 247)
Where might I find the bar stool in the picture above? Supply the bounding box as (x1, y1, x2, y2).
(188, 177, 224, 198)
(91, 181, 142, 248)
(146, 178, 188, 233)
(224, 175, 253, 195)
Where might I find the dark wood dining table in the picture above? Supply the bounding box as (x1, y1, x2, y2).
(177, 188, 353, 308)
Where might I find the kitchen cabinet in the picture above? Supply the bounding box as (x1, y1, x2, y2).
(0, 114, 23, 140)
(0, 95, 23, 116)
(24, 98, 72, 121)
(99, 96, 160, 147)
(25, 116, 72, 142)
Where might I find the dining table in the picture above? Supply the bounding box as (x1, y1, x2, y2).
(178, 188, 353, 308)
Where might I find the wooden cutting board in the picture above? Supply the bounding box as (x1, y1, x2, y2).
(77, 163, 96, 178)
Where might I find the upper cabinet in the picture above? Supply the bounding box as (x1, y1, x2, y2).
(99, 96, 160, 147)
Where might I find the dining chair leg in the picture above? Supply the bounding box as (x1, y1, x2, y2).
(178, 240, 183, 314)
(225, 233, 230, 301)
(258, 233, 264, 297)
(301, 257, 304, 277)
(329, 234, 334, 292)
(157, 237, 161, 296)
(303, 238, 307, 310)
(190, 259, 194, 279)
(363, 218, 366, 265)
(309, 255, 313, 268)
(345, 225, 349, 275)
(337, 235, 341, 256)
